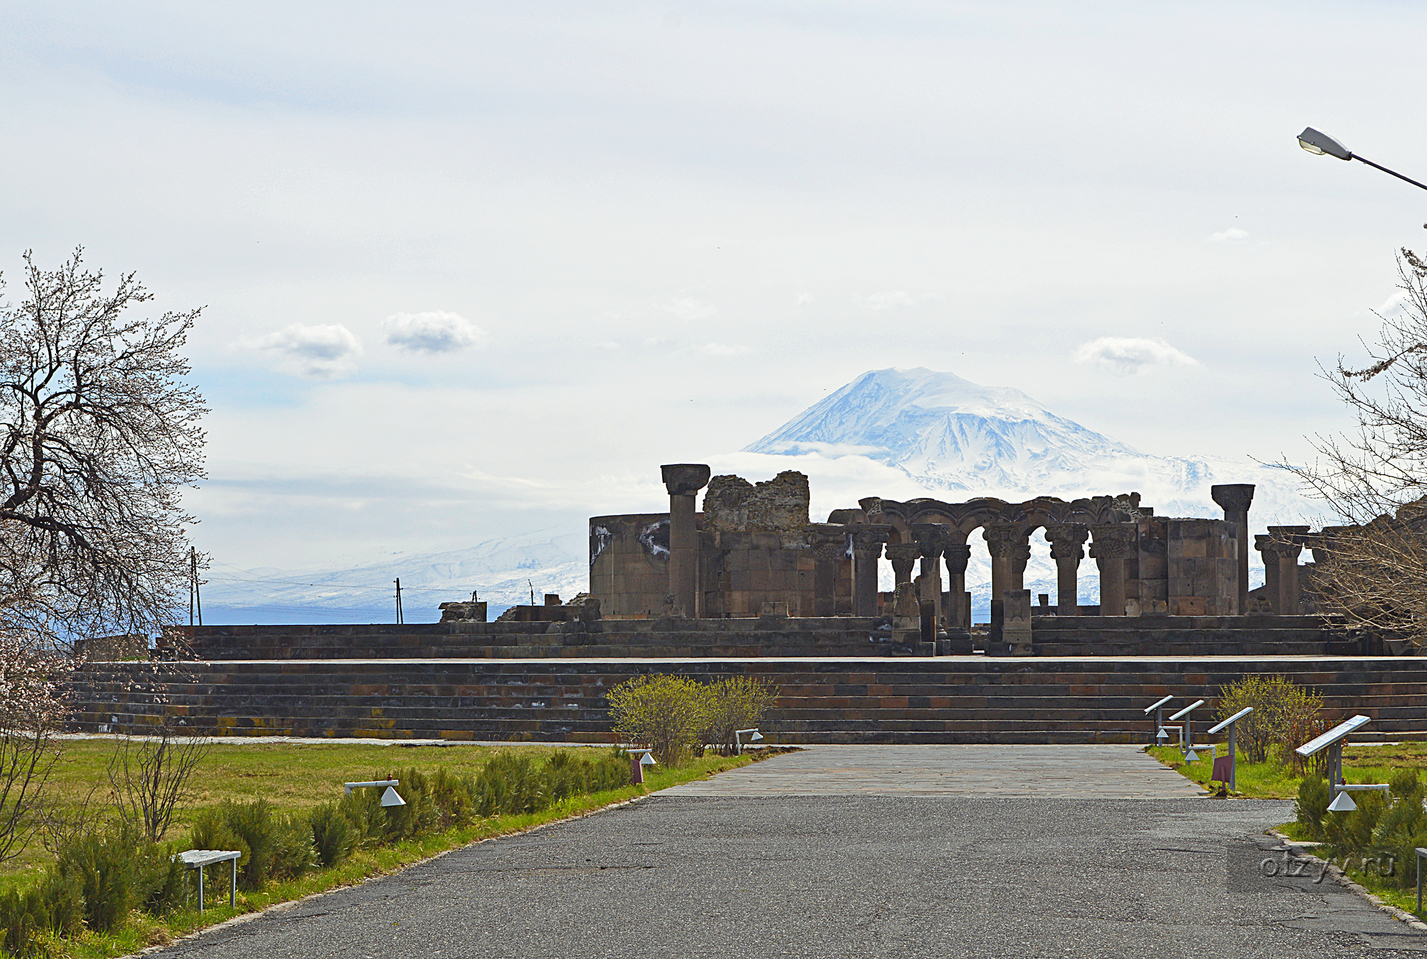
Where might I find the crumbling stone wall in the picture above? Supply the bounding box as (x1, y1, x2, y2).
(702, 470, 810, 547)
(699, 470, 815, 617)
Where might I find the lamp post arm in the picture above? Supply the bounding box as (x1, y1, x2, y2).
(1353, 155, 1427, 193)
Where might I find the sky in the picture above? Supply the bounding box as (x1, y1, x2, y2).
(3, 2, 1426, 586)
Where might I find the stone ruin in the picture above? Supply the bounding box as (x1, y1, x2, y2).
(587, 464, 1294, 654)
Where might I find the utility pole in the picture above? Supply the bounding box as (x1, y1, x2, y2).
(395, 578, 404, 625)
(189, 547, 202, 627)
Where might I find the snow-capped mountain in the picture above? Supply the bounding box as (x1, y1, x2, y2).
(747, 367, 1320, 527)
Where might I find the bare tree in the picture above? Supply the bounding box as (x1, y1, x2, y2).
(1286, 249, 1427, 645)
(108, 719, 208, 843)
(0, 247, 207, 649)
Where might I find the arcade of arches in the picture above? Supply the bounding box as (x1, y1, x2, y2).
(588, 465, 1310, 651)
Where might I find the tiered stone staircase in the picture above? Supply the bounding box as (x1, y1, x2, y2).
(71, 654, 1427, 745)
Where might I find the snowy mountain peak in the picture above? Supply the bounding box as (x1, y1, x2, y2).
(745, 367, 1140, 492)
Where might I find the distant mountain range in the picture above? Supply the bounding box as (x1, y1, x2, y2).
(207, 367, 1320, 623)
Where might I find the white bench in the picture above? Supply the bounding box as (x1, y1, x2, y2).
(175, 849, 241, 912)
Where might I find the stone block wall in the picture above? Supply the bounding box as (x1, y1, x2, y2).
(1166, 519, 1238, 616)
(701, 531, 815, 617)
(589, 513, 669, 618)
(1128, 517, 1169, 615)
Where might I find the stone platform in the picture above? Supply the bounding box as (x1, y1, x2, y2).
(71, 654, 1427, 745)
(172, 614, 1358, 660)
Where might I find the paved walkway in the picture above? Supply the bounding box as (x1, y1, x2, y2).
(666, 744, 1206, 798)
(154, 746, 1427, 959)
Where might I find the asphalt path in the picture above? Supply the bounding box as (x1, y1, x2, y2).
(152, 746, 1427, 959)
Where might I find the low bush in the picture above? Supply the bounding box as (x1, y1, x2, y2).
(0, 871, 80, 957)
(607, 674, 777, 765)
(191, 800, 315, 892)
(1215, 675, 1325, 768)
(701, 677, 778, 756)
(55, 831, 137, 933)
(309, 802, 356, 869)
(607, 675, 709, 766)
(1296, 776, 1330, 839)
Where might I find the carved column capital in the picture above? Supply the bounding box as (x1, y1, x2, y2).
(982, 523, 1022, 559)
(1256, 532, 1304, 561)
(1211, 483, 1256, 515)
(884, 542, 921, 564)
(1044, 523, 1089, 561)
(849, 524, 893, 559)
(1267, 525, 1312, 547)
(660, 463, 711, 497)
(884, 541, 919, 585)
(805, 523, 848, 563)
(942, 543, 972, 575)
(857, 496, 884, 517)
(1089, 525, 1135, 559)
(909, 523, 951, 560)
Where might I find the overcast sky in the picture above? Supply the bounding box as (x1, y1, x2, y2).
(3, 2, 1425, 572)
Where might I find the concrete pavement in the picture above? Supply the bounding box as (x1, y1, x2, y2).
(151, 745, 1427, 958)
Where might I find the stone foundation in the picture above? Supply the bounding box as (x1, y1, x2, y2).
(69, 655, 1427, 744)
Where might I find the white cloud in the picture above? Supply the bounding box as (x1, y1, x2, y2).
(1376, 289, 1411, 318)
(246, 324, 363, 379)
(1072, 336, 1201, 375)
(859, 291, 937, 310)
(698, 342, 749, 356)
(796, 292, 815, 305)
(382, 311, 487, 354)
(1211, 227, 1249, 243)
(664, 297, 718, 322)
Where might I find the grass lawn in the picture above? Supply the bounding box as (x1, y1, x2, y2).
(1, 737, 781, 957)
(1145, 742, 1427, 800)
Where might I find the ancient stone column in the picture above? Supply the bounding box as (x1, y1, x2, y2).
(885, 542, 920, 588)
(806, 523, 848, 618)
(910, 523, 950, 628)
(1043, 523, 1089, 616)
(1265, 526, 1309, 615)
(1253, 535, 1279, 613)
(850, 525, 892, 618)
(1011, 541, 1032, 592)
(983, 523, 1021, 604)
(1211, 484, 1255, 615)
(1090, 525, 1135, 616)
(660, 463, 711, 618)
(942, 542, 973, 633)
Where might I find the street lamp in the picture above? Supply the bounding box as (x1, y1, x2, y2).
(1297, 127, 1427, 193)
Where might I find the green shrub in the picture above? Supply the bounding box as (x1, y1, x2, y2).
(1296, 776, 1331, 839)
(1390, 767, 1422, 800)
(133, 841, 187, 916)
(701, 677, 777, 755)
(472, 753, 543, 817)
(55, 831, 137, 933)
(309, 803, 356, 868)
(335, 787, 386, 849)
(1215, 675, 1325, 768)
(428, 767, 475, 830)
(380, 768, 439, 842)
(1325, 788, 1388, 852)
(191, 800, 315, 891)
(0, 871, 81, 957)
(606, 674, 709, 766)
